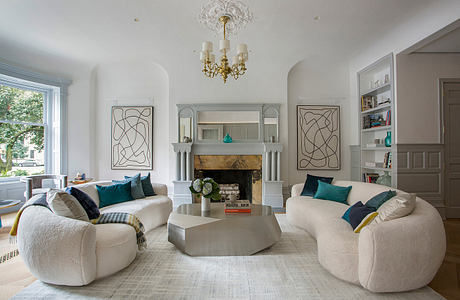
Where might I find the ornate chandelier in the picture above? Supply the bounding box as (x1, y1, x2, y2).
(198, 0, 253, 83)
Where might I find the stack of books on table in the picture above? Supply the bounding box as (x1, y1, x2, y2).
(224, 200, 251, 213)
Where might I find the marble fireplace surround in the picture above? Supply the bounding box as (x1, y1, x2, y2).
(194, 155, 262, 204)
(172, 142, 283, 209)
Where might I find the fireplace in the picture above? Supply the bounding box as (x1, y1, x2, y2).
(194, 155, 262, 204)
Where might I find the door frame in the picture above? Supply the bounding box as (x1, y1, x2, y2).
(440, 78, 460, 218)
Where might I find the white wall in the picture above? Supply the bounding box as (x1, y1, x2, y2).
(94, 60, 170, 184)
(396, 53, 460, 144)
(287, 58, 351, 185)
(0, 40, 94, 179)
(347, 1, 460, 144)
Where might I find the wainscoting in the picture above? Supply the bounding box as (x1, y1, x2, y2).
(396, 144, 445, 217)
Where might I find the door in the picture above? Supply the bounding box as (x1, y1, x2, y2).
(443, 81, 460, 218)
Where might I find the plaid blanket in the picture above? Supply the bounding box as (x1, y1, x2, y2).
(92, 212, 147, 251)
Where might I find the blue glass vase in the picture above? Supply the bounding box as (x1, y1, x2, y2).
(384, 131, 391, 147)
(223, 133, 232, 143)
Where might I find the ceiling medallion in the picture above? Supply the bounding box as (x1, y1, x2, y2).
(198, 0, 254, 37)
(198, 0, 253, 83)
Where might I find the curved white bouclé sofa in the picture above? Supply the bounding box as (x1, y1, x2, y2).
(286, 180, 446, 293)
(17, 181, 173, 286)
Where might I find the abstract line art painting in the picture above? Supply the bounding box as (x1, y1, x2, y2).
(111, 106, 153, 170)
(297, 105, 340, 170)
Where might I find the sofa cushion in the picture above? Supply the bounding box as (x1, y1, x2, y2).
(314, 181, 352, 204)
(341, 201, 363, 224)
(74, 181, 112, 207)
(365, 190, 396, 210)
(46, 189, 89, 222)
(66, 187, 100, 220)
(300, 174, 333, 197)
(97, 182, 133, 208)
(94, 223, 137, 279)
(113, 173, 145, 199)
(371, 193, 416, 224)
(100, 195, 173, 232)
(125, 173, 156, 197)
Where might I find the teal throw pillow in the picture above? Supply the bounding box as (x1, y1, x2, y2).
(125, 173, 156, 197)
(96, 182, 133, 208)
(314, 181, 352, 204)
(365, 190, 396, 210)
(113, 173, 145, 199)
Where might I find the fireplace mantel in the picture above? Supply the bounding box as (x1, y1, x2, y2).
(171, 142, 283, 209)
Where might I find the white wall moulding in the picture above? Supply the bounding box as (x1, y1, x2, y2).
(396, 144, 444, 217)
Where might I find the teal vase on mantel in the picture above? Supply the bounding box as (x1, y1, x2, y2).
(384, 131, 391, 147)
(223, 133, 232, 143)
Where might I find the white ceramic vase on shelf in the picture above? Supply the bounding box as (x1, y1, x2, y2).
(201, 196, 211, 211)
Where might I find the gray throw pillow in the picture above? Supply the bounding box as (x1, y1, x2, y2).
(46, 189, 89, 221)
(113, 173, 145, 199)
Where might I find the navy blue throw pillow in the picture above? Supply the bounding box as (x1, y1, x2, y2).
(349, 201, 376, 230)
(342, 201, 363, 224)
(300, 174, 334, 197)
(66, 187, 100, 219)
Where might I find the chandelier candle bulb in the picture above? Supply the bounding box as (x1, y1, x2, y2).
(202, 41, 213, 52)
(209, 53, 216, 63)
(219, 39, 230, 52)
(200, 51, 207, 63)
(237, 43, 248, 54)
(232, 56, 239, 65)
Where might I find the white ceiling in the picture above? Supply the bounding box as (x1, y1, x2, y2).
(0, 0, 446, 70)
(415, 25, 460, 53)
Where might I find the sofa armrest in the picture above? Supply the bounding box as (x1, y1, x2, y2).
(358, 199, 446, 292)
(18, 206, 97, 286)
(291, 183, 304, 197)
(152, 183, 167, 196)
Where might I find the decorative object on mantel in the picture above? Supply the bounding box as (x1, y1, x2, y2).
(297, 105, 340, 170)
(198, 0, 253, 83)
(189, 178, 221, 211)
(223, 133, 233, 143)
(182, 136, 192, 143)
(111, 106, 153, 170)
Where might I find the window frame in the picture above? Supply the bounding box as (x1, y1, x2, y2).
(0, 61, 71, 182)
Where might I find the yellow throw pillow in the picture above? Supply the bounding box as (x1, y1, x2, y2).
(354, 211, 378, 233)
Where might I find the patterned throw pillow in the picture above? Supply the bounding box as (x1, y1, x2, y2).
(46, 189, 89, 221)
(66, 187, 100, 220)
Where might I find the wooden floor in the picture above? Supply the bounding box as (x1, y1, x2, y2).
(0, 212, 459, 299)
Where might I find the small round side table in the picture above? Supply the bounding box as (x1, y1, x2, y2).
(0, 200, 21, 228)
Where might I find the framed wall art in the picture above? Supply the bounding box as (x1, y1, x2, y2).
(297, 105, 340, 170)
(111, 106, 153, 170)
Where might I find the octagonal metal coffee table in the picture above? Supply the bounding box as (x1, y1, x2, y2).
(168, 203, 281, 256)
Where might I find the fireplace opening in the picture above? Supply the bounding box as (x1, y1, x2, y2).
(197, 170, 253, 203)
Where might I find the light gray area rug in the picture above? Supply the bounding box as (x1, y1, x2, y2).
(13, 215, 444, 300)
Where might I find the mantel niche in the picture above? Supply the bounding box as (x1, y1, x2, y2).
(171, 103, 283, 209)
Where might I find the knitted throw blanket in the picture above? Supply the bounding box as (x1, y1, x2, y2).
(92, 212, 147, 251)
(9, 194, 50, 244)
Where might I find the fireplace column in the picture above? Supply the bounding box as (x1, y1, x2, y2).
(263, 143, 284, 209)
(172, 143, 193, 207)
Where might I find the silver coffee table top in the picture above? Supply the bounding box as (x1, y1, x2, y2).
(168, 203, 281, 256)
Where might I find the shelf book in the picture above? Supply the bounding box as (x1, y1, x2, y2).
(224, 200, 251, 213)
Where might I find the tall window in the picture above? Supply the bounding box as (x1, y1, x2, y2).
(0, 84, 46, 178)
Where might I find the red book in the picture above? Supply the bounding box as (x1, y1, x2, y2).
(225, 209, 251, 213)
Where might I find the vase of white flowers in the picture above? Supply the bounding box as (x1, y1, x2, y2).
(189, 178, 221, 211)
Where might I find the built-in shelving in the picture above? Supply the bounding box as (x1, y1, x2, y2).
(361, 103, 392, 114)
(357, 53, 396, 187)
